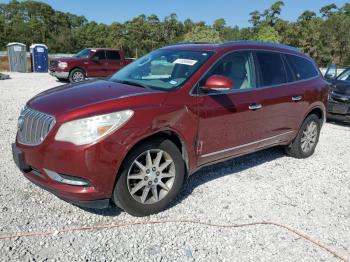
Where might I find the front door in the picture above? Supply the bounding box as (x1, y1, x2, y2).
(196, 51, 265, 165)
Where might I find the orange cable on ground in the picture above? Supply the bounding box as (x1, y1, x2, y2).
(0, 220, 348, 262)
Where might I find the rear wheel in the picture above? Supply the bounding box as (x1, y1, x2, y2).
(284, 114, 321, 158)
(113, 138, 185, 216)
(69, 68, 85, 83)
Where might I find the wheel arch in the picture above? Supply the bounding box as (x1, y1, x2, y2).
(303, 104, 326, 126)
(113, 129, 190, 187)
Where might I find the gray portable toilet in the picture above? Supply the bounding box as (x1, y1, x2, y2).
(7, 43, 27, 73)
(30, 44, 49, 72)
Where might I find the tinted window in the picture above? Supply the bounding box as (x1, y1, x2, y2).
(73, 48, 91, 58)
(201, 51, 256, 90)
(92, 51, 106, 60)
(107, 51, 121, 60)
(256, 52, 287, 86)
(336, 68, 350, 81)
(286, 55, 318, 80)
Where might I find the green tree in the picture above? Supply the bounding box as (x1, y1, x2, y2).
(256, 26, 280, 43)
(183, 25, 221, 42)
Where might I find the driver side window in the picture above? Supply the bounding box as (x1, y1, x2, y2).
(200, 51, 256, 91)
(92, 51, 106, 60)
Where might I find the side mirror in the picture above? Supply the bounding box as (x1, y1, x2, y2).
(324, 64, 337, 80)
(202, 75, 234, 91)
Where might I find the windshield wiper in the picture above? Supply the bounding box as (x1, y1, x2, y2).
(116, 80, 148, 88)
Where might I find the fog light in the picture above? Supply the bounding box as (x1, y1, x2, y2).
(44, 169, 90, 186)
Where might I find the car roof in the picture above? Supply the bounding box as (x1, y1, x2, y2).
(88, 48, 121, 51)
(162, 41, 303, 56)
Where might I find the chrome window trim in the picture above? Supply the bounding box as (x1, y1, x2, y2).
(189, 48, 320, 97)
(200, 131, 294, 158)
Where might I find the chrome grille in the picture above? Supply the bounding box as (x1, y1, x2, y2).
(17, 107, 55, 145)
(50, 60, 58, 67)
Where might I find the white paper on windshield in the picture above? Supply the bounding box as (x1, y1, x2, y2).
(173, 59, 198, 66)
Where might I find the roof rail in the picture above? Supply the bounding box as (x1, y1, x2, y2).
(219, 41, 300, 52)
(167, 42, 216, 46)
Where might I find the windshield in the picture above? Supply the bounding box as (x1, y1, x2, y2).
(109, 49, 214, 90)
(73, 48, 92, 58)
(337, 68, 350, 81)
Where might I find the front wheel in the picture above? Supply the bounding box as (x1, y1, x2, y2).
(69, 68, 85, 83)
(113, 138, 185, 216)
(284, 114, 321, 158)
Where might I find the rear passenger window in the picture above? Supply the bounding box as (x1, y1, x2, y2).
(107, 51, 121, 60)
(256, 52, 287, 86)
(286, 55, 318, 80)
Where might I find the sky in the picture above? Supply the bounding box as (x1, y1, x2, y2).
(1, 0, 349, 27)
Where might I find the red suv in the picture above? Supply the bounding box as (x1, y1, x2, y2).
(13, 42, 328, 216)
(49, 48, 133, 83)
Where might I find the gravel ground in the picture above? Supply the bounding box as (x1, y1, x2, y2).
(0, 72, 349, 261)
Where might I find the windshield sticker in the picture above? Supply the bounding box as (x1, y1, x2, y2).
(169, 80, 178, 85)
(173, 58, 198, 66)
(91, 49, 96, 52)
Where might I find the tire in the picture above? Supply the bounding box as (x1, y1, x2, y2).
(284, 114, 321, 158)
(69, 68, 85, 83)
(113, 138, 185, 216)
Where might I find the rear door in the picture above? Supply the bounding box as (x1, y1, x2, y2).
(88, 50, 108, 77)
(252, 51, 309, 147)
(197, 51, 266, 165)
(106, 50, 123, 75)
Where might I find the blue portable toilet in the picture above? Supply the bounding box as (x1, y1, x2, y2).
(30, 44, 49, 72)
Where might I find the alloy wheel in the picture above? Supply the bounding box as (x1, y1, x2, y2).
(300, 121, 318, 153)
(72, 71, 84, 82)
(127, 149, 176, 204)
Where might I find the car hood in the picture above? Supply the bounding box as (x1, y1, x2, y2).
(27, 79, 162, 116)
(331, 80, 350, 96)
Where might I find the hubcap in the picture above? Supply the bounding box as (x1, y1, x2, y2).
(301, 121, 318, 153)
(72, 71, 84, 82)
(127, 149, 176, 204)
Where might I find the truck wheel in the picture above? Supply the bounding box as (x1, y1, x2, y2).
(284, 114, 321, 159)
(113, 138, 185, 217)
(69, 69, 85, 83)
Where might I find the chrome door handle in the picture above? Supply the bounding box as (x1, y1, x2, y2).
(249, 103, 262, 110)
(292, 96, 302, 102)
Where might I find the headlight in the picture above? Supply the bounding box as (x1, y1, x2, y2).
(58, 62, 68, 69)
(55, 110, 134, 145)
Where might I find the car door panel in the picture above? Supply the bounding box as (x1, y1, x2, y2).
(196, 51, 265, 166)
(89, 51, 107, 77)
(106, 51, 123, 75)
(197, 90, 266, 165)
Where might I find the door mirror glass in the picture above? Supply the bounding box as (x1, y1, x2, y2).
(325, 64, 337, 79)
(203, 75, 234, 91)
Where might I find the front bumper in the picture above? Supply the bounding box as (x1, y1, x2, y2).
(49, 70, 69, 79)
(327, 99, 350, 123)
(11, 136, 124, 208)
